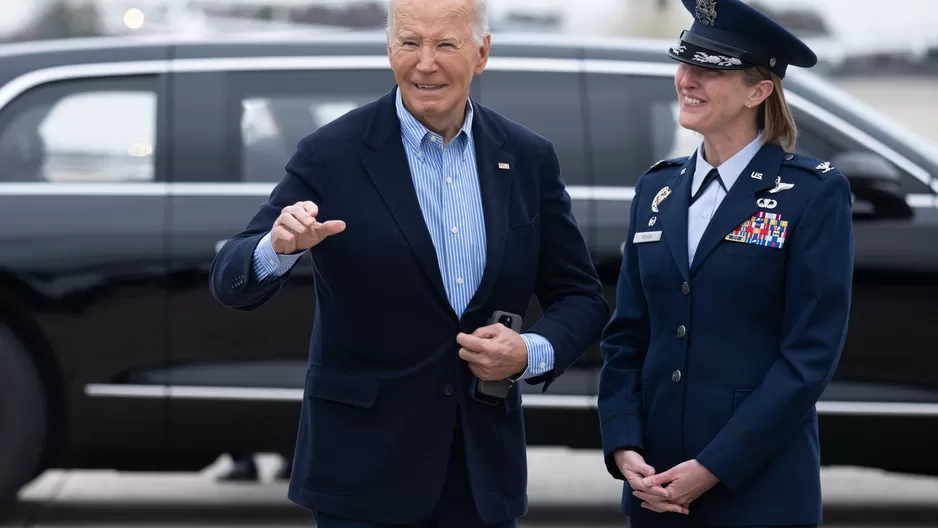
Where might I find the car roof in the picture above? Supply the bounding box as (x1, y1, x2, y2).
(0, 30, 676, 82)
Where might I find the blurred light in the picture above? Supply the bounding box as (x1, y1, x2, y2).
(128, 143, 153, 157)
(124, 8, 145, 30)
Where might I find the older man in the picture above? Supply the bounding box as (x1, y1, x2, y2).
(208, 0, 608, 525)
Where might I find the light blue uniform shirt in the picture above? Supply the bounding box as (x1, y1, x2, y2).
(688, 132, 765, 265)
(252, 88, 553, 379)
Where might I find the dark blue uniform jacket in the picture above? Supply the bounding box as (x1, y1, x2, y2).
(598, 142, 854, 526)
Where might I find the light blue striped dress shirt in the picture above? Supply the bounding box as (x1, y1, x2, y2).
(251, 87, 553, 380)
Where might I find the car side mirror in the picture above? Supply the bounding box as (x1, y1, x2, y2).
(831, 151, 914, 220)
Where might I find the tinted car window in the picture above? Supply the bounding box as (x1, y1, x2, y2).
(478, 70, 588, 186)
(586, 72, 698, 188)
(0, 77, 158, 183)
(227, 69, 396, 183)
(792, 109, 935, 196)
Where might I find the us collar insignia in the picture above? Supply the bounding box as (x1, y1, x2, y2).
(652, 186, 672, 213)
(695, 0, 717, 26)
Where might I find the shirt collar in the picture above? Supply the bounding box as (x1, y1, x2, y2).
(692, 132, 765, 195)
(395, 86, 474, 155)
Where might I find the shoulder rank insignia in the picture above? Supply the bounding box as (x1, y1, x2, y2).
(645, 156, 688, 174)
(651, 186, 672, 213)
(782, 152, 838, 179)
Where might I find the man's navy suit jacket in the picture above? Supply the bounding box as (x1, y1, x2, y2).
(209, 87, 609, 524)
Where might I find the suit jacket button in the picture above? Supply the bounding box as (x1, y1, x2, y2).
(677, 325, 686, 338)
(672, 370, 682, 383)
(444, 384, 454, 396)
(681, 282, 690, 295)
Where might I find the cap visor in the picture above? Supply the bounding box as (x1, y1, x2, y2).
(667, 40, 750, 70)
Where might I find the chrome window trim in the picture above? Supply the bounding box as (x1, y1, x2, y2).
(0, 55, 933, 204)
(84, 383, 938, 416)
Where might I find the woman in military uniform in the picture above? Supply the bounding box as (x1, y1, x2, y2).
(597, 0, 854, 527)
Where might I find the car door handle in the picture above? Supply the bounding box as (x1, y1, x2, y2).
(215, 239, 228, 255)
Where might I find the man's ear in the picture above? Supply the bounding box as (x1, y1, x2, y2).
(474, 33, 492, 75)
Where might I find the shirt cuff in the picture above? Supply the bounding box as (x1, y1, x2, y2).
(252, 231, 305, 281)
(518, 333, 554, 380)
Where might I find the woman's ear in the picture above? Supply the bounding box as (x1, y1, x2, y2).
(749, 79, 774, 107)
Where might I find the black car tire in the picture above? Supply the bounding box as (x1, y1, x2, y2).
(0, 324, 47, 506)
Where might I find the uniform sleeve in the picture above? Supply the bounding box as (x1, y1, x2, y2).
(597, 177, 651, 481)
(695, 171, 854, 490)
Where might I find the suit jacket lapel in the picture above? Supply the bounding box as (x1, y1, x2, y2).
(463, 105, 513, 317)
(658, 156, 695, 282)
(361, 88, 453, 316)
(690, 143, 784, 275)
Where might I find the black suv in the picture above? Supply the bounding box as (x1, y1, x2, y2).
(1, 32, 936, 504)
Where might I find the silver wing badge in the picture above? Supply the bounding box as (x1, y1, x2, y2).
(767, 175, 794, 194)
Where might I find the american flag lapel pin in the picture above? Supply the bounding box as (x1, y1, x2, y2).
(498, 162, 510, 170)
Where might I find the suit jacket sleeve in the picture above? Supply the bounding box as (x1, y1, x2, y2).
(695, 171, 854, 491)
(523, 140, 610, 390)
(209, 138, 321, 311)
(596, 177, 650, 480)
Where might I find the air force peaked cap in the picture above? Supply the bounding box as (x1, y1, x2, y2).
(667, 0, 818, 78)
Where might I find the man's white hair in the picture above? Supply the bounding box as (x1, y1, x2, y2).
(385, 0, 489, 44)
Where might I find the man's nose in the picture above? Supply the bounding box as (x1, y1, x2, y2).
(416, 45, 438, 71)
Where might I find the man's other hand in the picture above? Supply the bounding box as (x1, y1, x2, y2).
(271, 201, 346, 255)
(456, 324, 527, 380)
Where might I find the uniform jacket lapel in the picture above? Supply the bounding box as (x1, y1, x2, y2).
(690, 142, 785, 274)
(659, 156, 696, 282)
(361, 88, 453, 316)
(463, 104, 514, 317)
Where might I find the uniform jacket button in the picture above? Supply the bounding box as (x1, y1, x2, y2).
(681, 282, 690, 295)
(443, 384, 454, 396)
(677, 325, 686, 338)
(672, 370, 682, 383)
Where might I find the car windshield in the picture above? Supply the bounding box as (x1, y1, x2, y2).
(788, 69, 938, 169)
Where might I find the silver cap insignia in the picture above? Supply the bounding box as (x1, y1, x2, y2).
(695, 0, 718, 26)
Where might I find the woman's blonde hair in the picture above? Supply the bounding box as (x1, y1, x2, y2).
(741, 66, 798, 152)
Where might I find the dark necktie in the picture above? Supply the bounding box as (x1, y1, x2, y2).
(690, 168, 725, 205)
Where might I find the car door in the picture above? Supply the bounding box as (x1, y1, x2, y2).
(0, 70, 169, 453)
(475, 59, 599, 424)
(166, 62, 398, 456)
(582, 64, 701, 364)
(787, 107, 938, 404)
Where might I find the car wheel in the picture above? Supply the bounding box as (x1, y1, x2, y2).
(0, 324, 48, 506)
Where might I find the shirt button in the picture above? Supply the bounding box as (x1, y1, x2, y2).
(677, 325, 686, 338)
(451, 226, 458, 234)
(681, 282, 690, 295)
(456, 277, 464, 285)
(672, 370, 682, 383)
(444, 384, 454, 395)
(446, 177, 453, 184)
(539, 361, 546, 369)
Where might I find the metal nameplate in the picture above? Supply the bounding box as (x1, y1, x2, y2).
(633, 231, 663, 244)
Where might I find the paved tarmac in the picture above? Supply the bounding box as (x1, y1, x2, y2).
(4, 450, 938, 527)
